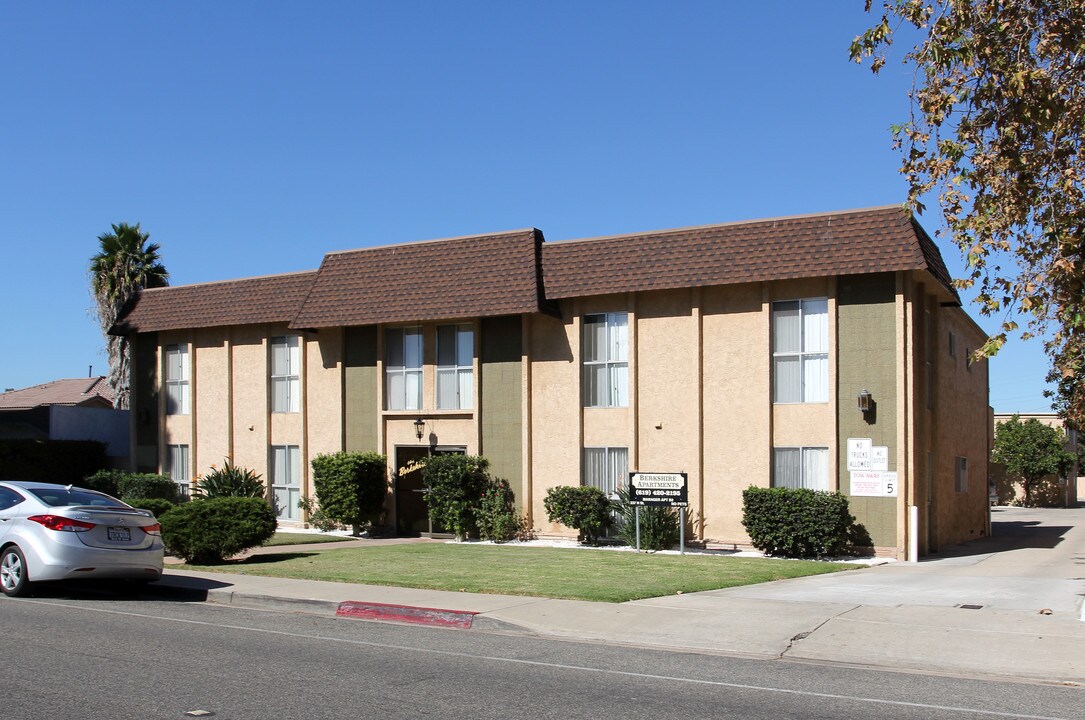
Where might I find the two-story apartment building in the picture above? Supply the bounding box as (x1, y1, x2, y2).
(112, 205, 991, 558)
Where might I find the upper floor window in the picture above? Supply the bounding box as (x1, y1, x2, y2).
(437, 323, 473, 410)
(955, 456, 968, 493)
(270, 336, 300, 413)
(164, 344, 190, 415)
(772, 446, 828, 491)
(772, 299, 828, 403)
(583, 312, 628, 408)
(386, 326, 423, 411)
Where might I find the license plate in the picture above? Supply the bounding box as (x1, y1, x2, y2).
(108, 527, 131, 542)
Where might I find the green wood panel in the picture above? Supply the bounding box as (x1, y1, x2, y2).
(344, 326, 378, 453)
(480, 316, 523, 505)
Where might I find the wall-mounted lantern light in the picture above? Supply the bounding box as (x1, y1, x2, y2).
(414, 418, 426, 441)
(857, 389, 873, 413)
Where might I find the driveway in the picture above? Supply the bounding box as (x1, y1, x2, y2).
(682, 505, 1085, 616)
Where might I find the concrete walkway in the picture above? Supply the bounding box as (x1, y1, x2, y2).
(153, 506, 1085, 685)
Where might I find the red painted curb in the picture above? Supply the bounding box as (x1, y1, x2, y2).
(336, 600, 479, 629)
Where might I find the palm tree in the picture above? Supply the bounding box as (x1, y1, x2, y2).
(89, 222, 169, 409)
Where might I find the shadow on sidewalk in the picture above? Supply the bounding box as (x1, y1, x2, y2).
(922, 515, 1072, 561)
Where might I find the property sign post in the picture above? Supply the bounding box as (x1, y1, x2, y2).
(628, 472, 689, 554)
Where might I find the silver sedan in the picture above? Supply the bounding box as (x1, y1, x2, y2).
(0, 480, 164, 597)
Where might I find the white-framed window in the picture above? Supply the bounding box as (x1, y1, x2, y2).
(385, 326, 423, 411)
(955, 456, 968, 493)
(164, 344, 190, 415)
(270, 336, 300, 413)
(772, 446, 829, 491)
(167, 444, 190, 499)
(583, 313, 629, 408)
(772, 299, 828, 403)
(583, 446, 628, 498)
(437, 323, 473, 410)
(271, 445, 300, 521)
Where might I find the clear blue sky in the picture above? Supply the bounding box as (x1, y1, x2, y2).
(0, 1, 1052, 412)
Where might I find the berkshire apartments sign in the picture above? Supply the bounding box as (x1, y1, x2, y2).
(628, 472, 688, 507)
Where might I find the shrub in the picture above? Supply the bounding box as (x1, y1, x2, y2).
(311, 452, 388, 533)
(543, 485, 613, 545)
(126, 497, 177, 517)
(614, 486, 680, 551)
(160, 496, 277, 564)
(476, 477, 527, 542)
(421, 455, 490, 540)
(195, 459, 265, 499)
(741, 486, 854, 558)
(117, 473, 179, 502)
(297, 496, 345, 532)
(83, 468, 125, 497)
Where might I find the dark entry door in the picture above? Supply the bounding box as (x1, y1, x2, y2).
(395, 447, 430, 537)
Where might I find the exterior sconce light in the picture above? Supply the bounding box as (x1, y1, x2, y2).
(857, 390, 872, 413)
(414, 418, 426, 441)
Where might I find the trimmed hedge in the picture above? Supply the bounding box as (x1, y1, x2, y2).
(126, 497, 177, 517)
(84, 470, 180, 503)
(421, 455, 490, 540)
(160, 496, 277, 564)
(0, 439, 107, 485)
(543, 486, 612, 545)
(475, 477, 526, 542)
(741, 486, 854, 558)
(311, 452, 388, 532)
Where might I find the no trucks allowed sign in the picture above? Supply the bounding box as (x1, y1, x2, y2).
(628, 472, 688, 507)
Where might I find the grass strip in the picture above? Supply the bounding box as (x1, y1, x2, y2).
(183, 543, 857, 603)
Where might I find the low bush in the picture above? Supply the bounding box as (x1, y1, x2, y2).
(614, 486, 680, 551)
(297, 496, 345, 532)
(475, 477, 527, 542)
(126, 497, 177, 518)
(117, 473, 179, 502)
(543, 486, 612, 545)
(160, 496, 277, 564)
(195, 459, 265, 499)
(421, 455, 490, 540)
(311, 452, 388, 533)
(83, 468, 125, 496)
(741, 486, 854, 558)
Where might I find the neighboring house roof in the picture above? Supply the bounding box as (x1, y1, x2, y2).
(0, 377, 114, 409)
(542, 205, 958, 300)
(291, 229, 548, 328)
(110, 205, 959, 334)
(111, 271, 317, 334)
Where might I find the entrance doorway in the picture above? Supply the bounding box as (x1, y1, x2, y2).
(394, 446, 465, 537)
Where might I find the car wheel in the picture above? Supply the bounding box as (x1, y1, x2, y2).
(0, 545, 30, 597)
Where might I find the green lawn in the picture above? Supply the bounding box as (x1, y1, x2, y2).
(182, 544, 857, 602)
(261, 532, 354, 547)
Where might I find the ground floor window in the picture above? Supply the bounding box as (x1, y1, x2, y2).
(772, 446, 828, 491)
(583, 447, 628, 497)
(167, 444, 190, 499)
(272, 445, 300, 520)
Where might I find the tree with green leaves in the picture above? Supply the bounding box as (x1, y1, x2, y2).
(89, 222, 169, 408)
(850, 1, 1085, 423)
(991, 414, 1075, 507)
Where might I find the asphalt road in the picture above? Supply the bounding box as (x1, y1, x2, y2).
(5, 586, 1083, 720)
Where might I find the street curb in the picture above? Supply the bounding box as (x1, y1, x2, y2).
(336, 600, 479, 628)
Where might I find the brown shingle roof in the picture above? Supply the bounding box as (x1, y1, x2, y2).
(0, 377, 114, 409)
(541, 205, 958, 300)
(112, 271, 317, 334)
(290, 229, 548, 328)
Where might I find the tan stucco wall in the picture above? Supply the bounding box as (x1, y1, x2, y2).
(193, 328, 230, 472)
(701, 283, 770, 544)
(229, 326, 269, 475)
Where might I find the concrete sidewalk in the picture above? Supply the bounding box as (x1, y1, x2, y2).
(152, 506, 1085, 685)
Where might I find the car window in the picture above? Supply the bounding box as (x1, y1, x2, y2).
(0, 487, 24, 510)
(25, 488, 127, 508)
